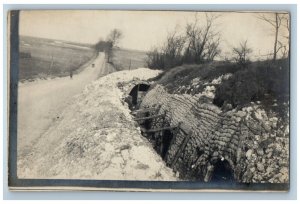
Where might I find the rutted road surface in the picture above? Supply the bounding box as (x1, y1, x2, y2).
(17, 53, 176, 180)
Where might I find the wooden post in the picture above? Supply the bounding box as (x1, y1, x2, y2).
(204, 164, 215, 182)
(160, 131, 164, 157)
(49, 54, 54, 75)
(142, 125, 178, 133)
(131, 107, 160, 115)
(170, 130, 192, 168)
(128, 59, 131, 70)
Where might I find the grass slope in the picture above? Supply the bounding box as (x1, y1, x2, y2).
(111, 48, 147, 71)
(151, 59, 289, 119)
(19, 36, 96, 81)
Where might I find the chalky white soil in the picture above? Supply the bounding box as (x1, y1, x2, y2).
(17, 67, 177, 181)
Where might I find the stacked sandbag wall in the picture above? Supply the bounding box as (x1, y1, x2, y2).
(139, 84, 289, 183)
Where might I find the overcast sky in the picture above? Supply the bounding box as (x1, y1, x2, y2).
(19, 10, 289, 59)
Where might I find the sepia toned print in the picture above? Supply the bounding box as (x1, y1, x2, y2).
(11, 10, 289, 190)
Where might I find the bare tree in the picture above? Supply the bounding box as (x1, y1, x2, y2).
(258, 13, 289, 61)
(184, 13, 221, 63)
(162, 30, 186, 68)
(205, 37, 221, 62)
(280, 14, 290, 59)
(232, 40, 252, 66)
(146, 47, 165, 69)
(107, 28, 123, 47)
(94, 40, 113, 63)
(95, 29, 123, 63)
(145, 13, 221, 69)
(146, 30, 186, 69)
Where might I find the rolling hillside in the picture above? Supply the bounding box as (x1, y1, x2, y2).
(19, 36, 97, 81)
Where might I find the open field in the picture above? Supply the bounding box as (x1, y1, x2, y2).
(19, 36, 97, 81)
(111, 48, 147, 71)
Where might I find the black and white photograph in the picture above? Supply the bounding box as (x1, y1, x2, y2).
(8, 9, 290, 191)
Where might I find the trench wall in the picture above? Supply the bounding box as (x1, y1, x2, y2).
(140, 85, 289, 183)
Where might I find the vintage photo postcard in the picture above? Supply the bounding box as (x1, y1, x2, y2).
(8, 10, 290, 191)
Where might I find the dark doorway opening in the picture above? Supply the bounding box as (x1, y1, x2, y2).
(160, 129, 173, 159)
(128, 83, 150, 109)
(210, 159, 235, 183)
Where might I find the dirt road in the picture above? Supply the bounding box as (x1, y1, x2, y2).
(17, 52, 111, 158)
